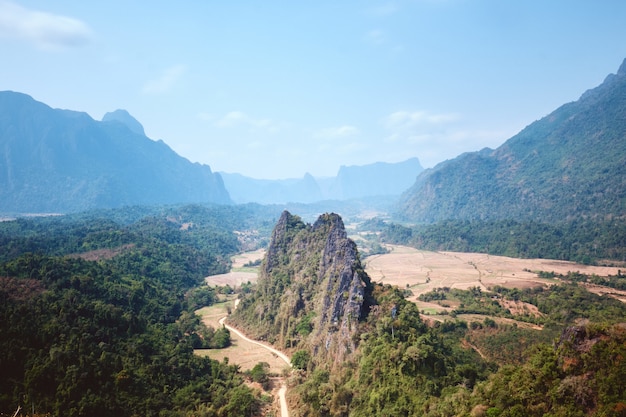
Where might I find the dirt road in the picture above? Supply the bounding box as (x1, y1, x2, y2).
(218, 315, 291, 365)
(219, 303, 291, 417)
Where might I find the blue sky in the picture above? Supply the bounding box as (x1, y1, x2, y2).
(2, 1, 626, 179)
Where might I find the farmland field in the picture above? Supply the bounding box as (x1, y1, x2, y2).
(204, 249, 265, 287)
(365, 245, 622, 299)
(364, 245, 626, 322)
(195, 298, 288, 374)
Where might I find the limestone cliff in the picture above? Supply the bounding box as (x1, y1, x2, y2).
(231, 211, 373, 367)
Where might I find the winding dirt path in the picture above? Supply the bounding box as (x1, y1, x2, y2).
(218, 316, 291, 365)
(219, 301, 291, 417)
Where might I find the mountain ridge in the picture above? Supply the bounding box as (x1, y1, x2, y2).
(221, 157, 423, 204)
(0, 91, 231, 213)
(396, 58, 626, 223)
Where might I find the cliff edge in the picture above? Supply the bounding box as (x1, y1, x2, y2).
(232, 211, 373, 367)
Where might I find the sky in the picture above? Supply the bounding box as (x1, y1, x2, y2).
(1, 1, 626, 179)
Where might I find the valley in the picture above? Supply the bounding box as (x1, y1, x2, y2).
(365, 244, 625, 326)
(365, 244, 623, 299)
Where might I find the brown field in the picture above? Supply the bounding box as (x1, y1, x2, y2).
(205, 271, 259, 287)
(195, 299, 288, 374)
(68, 244, 135, 261)
(204, 249, 265, 287)
(365, 244, 626, 323)
(231, 249, 266, 268)
(365, 245, 623, 302)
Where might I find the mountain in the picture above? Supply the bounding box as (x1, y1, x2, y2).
(102, 109, 145, 136)
(0, 91, 231, 213)
(230, 211, 373, 367)
(321, 157, 424, 200)
(221, 157, 423, 204)
(219, 172, 323, 204)
(396, 58, 626, 223)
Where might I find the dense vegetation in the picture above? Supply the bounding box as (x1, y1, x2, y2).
(372, 218, 626, 264)
(288, 280, 626, 417)
(396, 60, 626, 223)
(3, 203, 626, 416)
(0, 204, 278, 417)
(245, 212, 626, 416)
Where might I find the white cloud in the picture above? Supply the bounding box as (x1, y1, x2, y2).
(384, 110, 459, 129)
(365, 29, 385, 45)
(316, 125, 359, 139)
(142, 65, 186, 94)
(0, 1, 92, 49)
(380, 109, 509, 167)
(214, 111, 280, 132)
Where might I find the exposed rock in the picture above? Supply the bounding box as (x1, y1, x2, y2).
(232, 210, 372, 367)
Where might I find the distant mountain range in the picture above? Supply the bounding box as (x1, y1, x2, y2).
(396, 58, 626, 223)
(0, 91, 230, 213)
(221, 158, 423, 204)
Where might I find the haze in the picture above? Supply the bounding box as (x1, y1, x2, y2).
(2, 0, 625, 179)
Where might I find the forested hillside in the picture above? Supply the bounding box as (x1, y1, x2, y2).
(237, 212, 626, 416)
(0, 204, 278, 416)
(396, 58, 626, 223)
(371, 217, 626, 264)
(0, 91, 231, 213)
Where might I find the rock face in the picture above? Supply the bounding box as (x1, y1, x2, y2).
(233, 211, 372, 366)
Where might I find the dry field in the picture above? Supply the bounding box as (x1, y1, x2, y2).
(231, 248, 266, 269)
(204, 249, 265, 287)
(195, 299, 288, 374)
(204, 271, 259, 287)
(364, 245, 625, 322)
(365, 245, 622, 299)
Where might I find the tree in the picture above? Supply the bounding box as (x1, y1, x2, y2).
(291, 350, 311, 370)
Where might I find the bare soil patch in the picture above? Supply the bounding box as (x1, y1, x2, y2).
(0, 277, 44, 300)
(204, 249, 265, 287)
(68, 244, 135, 261)
(231, 249, 266, 269)
(205, 271, 259, 287)
(195, 299, 287, 374)
(365, 245, 623, 304)
(499, 299, 544, 318)
(582, 283, 626, 303)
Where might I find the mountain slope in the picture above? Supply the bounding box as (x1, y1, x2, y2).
(396, 59, 626, 223)
(0, 91, 230, 212)
(231, 211, 373, 367)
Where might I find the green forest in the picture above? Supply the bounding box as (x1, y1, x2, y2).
(2, 206, 626, 417)
(0, 204, 280, 417)
(371, 218, 626, 264)
(288, 282, 626, 417)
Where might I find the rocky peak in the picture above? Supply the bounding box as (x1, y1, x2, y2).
(233, 211, 372, 367)
(102, 109, 145, 136)
(618, 57, 626, 76)
(313, 213, 370, 364)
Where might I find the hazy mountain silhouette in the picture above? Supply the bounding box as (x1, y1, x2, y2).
(102, 109, 145, 136)
(221, 157, 423, 204)
(0, 91, 230, 213)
